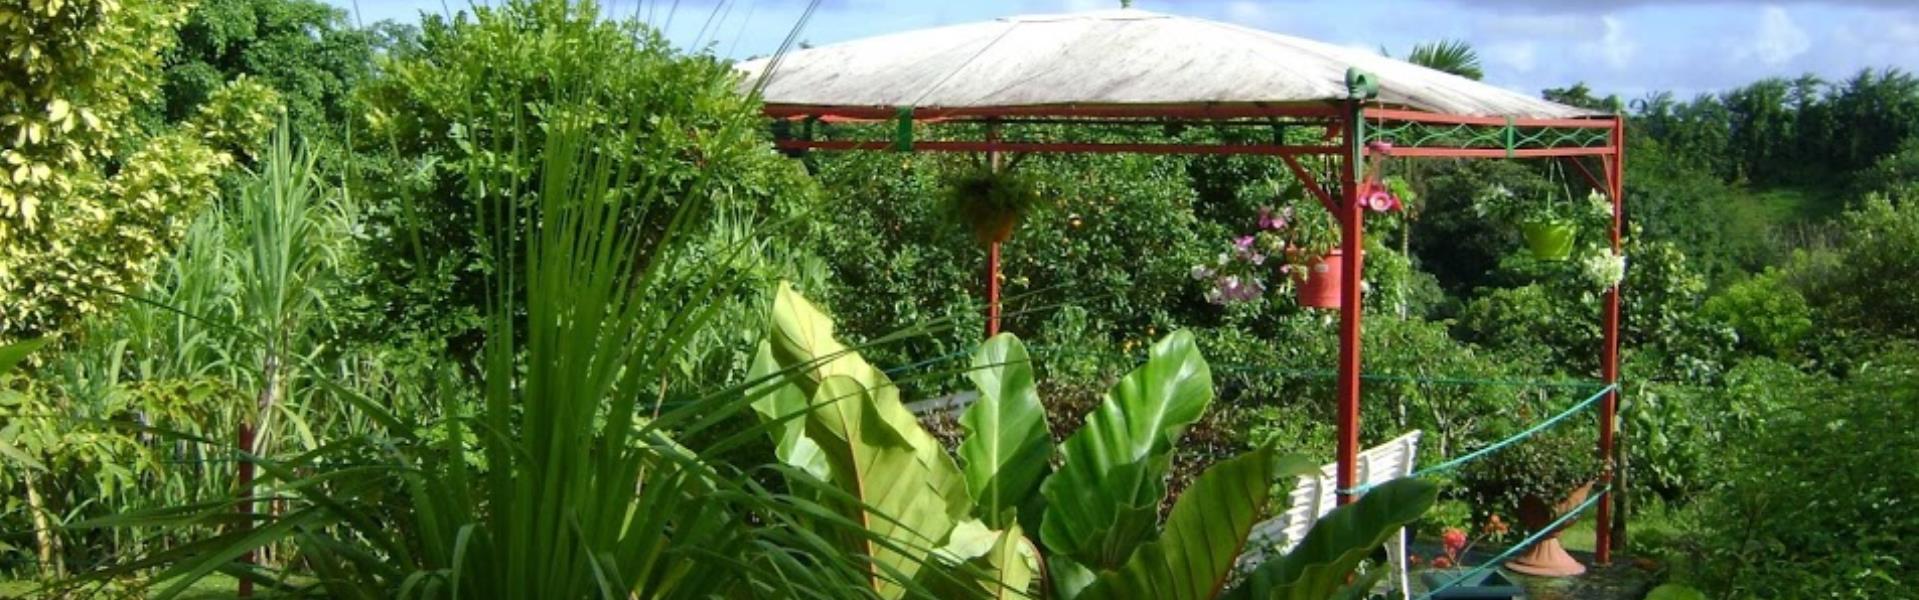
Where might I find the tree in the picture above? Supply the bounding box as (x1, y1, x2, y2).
(161, 0, 382, 142)
(0, 0, 280, 339)
(1407, 39, 1483, 81)
(348, 0, 818, 364)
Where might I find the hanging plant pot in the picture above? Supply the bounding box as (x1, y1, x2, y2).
(1292, 249, 1355, 309)
(1505, 481, 1595, 577)
(1519, 221, 1577, 261)
(962, 205, 1021, 245)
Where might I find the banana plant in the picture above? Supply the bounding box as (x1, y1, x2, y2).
(752, 285, 1437, 599)
(753, 283, 1031, 599)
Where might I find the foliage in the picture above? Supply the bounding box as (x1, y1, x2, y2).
(1683, 348, 1919, 597)
(1457, 424, 1600, 522)
(942, 166, 1046, 244)
(67, 76, 876, 599)
(1222, 477, 1440, 600)
(0, 0, 281, 337)
(1801, 194, 1919, 341)
(1405, 40, 1483, 81)
(161, 0, 381, 142)
(753, 287, 1438, 599)
(350, 0, 817, 361)
(1701, 268, 1813, 360)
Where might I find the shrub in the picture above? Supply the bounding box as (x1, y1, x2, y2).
(1684, 347, 1919, 597)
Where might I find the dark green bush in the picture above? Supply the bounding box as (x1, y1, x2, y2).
(1681, 348, 1919, 597)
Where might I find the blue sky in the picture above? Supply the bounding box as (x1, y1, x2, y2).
(328, 0, 1919, 100)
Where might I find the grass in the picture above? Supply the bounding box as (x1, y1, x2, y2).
(1, 574, 251, 599)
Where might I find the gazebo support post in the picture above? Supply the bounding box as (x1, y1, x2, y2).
(985, 124, 1004, 338)
(1596, 117, 1627, 565)
(1335, 104, 1365, 506)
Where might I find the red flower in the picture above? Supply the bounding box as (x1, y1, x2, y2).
(1431, 556, 1454, 569)
(1442, 528, 1468, 554)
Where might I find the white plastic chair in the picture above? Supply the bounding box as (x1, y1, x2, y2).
(1240, 430, 1423, 599)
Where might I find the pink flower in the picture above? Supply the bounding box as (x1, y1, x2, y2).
(1358, 186, 1404, 214)
(1368, 140, 1395, 155)
(1235, 235, 1256, 250)
(1257, 206, 1288, 230)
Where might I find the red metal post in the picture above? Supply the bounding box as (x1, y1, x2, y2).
(237, 424, 255, 597)
(1335, 104, 1365, 506)
(985, 125, 1004, 339)
(986, 242, 1002, 337)
(1595, 116, 1626, 565)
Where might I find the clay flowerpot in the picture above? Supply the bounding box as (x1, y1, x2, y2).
(1505, 481, 1595, 577)
(1519, 221, 1576, 261)
(1292, 250, 1356, 309)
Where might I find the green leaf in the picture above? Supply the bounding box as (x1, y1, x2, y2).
(1645, 583, 1708, 600)
(747, 342, 830, 481)
(959, 333, 1053, 530)
(769, 284, 972, 598)
(1076, 448, 1275, 600)
(1223, 477, 1439, 600)
(808, 375, 961, 599)
(0, 338, 49, 375)
(1040, 330, 1213, 569)
(918, 520, 1039, 600)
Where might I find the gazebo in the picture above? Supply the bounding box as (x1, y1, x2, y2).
(738, 7, 1627, 568)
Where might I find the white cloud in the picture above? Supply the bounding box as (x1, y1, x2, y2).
(1575, 16, 1635, 70)
(1486, 41, 1538, 74)
(1739, 6, 1811, 66)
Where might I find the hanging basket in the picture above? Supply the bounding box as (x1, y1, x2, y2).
(965, 207, 1021, 245)
(1292, 250, 1356, 309)
(1519, 221, 1577, 261)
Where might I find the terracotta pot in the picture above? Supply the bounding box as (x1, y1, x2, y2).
(1293, 250, 1355, 309)
(1519, 221, 1576, 261)
(1505, 481, 1594, 577)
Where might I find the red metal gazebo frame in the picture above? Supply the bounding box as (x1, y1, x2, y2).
(764, 88, 1627, 564)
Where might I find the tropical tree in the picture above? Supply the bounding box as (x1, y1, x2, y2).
(1407, 39, 1482, 81)
(161, 0, 384, 142)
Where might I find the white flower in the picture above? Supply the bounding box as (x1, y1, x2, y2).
(1581, 249, 1627, 289)
(1190, 265, 1213, 281)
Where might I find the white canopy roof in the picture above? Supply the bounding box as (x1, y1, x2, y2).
(737, 9, 1602, 119)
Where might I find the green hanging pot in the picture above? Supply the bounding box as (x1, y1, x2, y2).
(1519, 221, 1576, 261)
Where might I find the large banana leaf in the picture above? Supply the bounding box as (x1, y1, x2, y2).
(1074, 448, 1273, 600)
(1039, 330, 1212, 569)
(767, 282, 968, 523)
(1223, 477, 1440, 600)
(917, 520, 1039, 600)
(768, 284, 973, 598)
(808, 376, 959, 598)
(746, 342, 830, 481)
(958, 333, 1052, 531)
